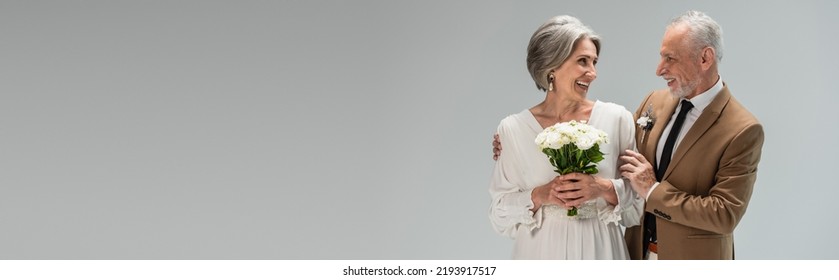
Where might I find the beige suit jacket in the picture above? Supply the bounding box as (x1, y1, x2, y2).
(625, 85, 764, 260)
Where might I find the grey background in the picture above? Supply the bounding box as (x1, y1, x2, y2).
(1, 0, 836, 259)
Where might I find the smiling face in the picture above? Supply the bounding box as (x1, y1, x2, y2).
(656, 24, 703, 99)
(550, 37, 598, 98)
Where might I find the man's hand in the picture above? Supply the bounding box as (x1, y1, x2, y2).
(619, 150, 657, 198)
(492, 134, 502, 160)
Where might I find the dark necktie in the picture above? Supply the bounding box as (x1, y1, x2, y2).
(644, 100, 694, 257)
(656, 100, 694, 181)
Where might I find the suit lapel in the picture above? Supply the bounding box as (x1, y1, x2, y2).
(645, 93, 679, 171)
(664, 86, 731, 179)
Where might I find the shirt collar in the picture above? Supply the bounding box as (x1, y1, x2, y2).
(684, 75, 722, 113)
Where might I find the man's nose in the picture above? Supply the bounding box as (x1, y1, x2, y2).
(656, 61, 665, 76)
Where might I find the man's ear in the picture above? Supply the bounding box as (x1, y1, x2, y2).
(700, 47, 715, 70)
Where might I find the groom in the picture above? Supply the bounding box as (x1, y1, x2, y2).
(492, 11, 764, 260)
(617, 11, 763, 260)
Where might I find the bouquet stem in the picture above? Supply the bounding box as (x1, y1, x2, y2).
(567, 206, 578, 216)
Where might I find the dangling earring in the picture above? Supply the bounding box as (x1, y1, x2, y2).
(547, 73, 555, 92)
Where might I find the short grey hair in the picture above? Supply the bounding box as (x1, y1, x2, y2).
(669, 10, 724, 63)
(526, 15, 601, 92)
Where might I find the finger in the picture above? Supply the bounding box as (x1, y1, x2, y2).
(558, 174, 573, 182)
(620, 171, 635, 180)
(549, 189, 565, 203)
(569, 173, 597, 185)
(619, 164, 638, 174)
(620, 171, 630, 179)
(558, 173, 585, 183)
(624, 150, 648, 163)
(557, 190, 582, 201)
(622, 155, 648, 169)
(623, 149, 640, 157)
(620, 155, 639, 166)
(562, 195, 584, 207)
(556, 183, 581, 193)
(555, 176, 573, 184)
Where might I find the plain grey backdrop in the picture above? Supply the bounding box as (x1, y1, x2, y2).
(1, 0, 837, 259)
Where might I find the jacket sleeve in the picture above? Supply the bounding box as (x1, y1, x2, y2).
(646, 123, 764, 234)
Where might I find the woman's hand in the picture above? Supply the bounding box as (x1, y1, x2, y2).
(530, 176, 569, 212)
(554, 173, 617, 207)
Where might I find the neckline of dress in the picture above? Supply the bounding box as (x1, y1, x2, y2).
(525, 100, 601, 132)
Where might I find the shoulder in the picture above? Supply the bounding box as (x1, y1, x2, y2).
(634, 89, 676, 116)
(645, 89, 673, 105)
(714, 87, 762, 133)
(717, 94, 765, 159)
(496, 109, 531, 133)
(597, 100, 631, 113)
(722, 95, 764, 144)
(723, 95, 760, 126)
(595, 100, 634, 122)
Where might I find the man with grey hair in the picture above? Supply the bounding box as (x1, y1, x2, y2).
(618, 10, 764, 259)
(492, 10, 764, 260)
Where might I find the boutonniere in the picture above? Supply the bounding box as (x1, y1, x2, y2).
(636, 104, 655, 141)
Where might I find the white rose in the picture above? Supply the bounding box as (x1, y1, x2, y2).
(545, 132, 564, 149)
(535, 131, 548, 148)
(598, 130, 608, 144)
(575, 137, 594, 150)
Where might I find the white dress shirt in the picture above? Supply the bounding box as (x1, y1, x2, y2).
(645, 76, 723, 199)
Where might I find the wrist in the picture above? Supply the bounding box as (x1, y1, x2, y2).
(598, 177, 618, 205)
(530, 186, 544, 211)
(644, 182, 660, 201)
(596, 176, 614, 193)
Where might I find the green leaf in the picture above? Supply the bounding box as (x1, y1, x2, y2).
(567, 207, 578, 216)
(559, 153, 568, 167)
(561, 167, 573, 175)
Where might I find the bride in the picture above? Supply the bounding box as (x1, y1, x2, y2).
(488, 15, 643, 259)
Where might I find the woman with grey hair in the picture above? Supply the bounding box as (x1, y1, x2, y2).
(489, 15, 643, 259)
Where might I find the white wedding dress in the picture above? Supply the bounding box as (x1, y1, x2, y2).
(489, 101, 644, 260)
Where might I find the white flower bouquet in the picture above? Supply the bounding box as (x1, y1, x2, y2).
(534, 120, 608, 216)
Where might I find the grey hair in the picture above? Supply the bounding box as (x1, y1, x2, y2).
(526, 15, 601, 92)
(669, 10, 724, 63)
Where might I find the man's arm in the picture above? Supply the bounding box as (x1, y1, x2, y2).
(622, 123, 764, 234)
(646, 123, 764, 234)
